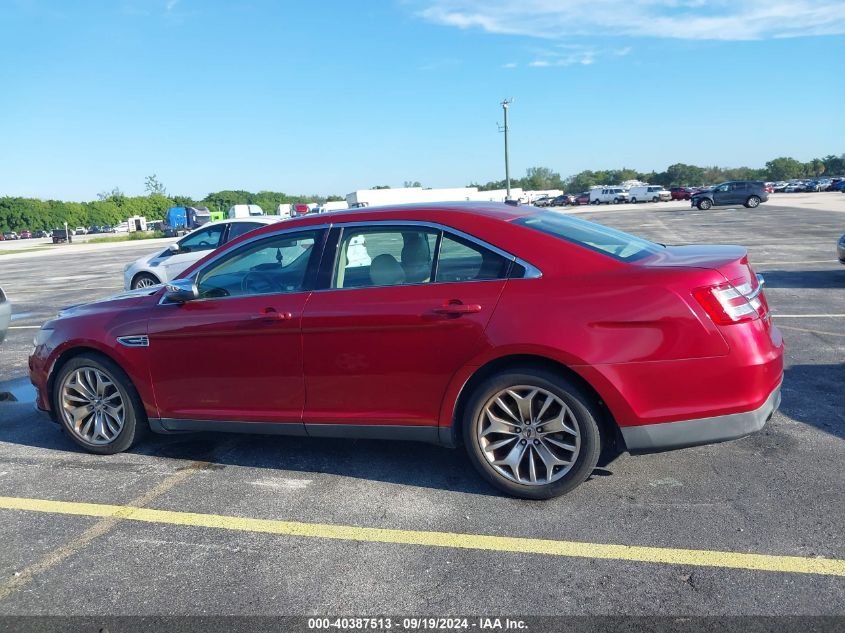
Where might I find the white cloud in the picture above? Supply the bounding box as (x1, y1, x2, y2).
(165, 0, 180, 11)
(416, 0, 845, 40)
(502, 62, 518, 68)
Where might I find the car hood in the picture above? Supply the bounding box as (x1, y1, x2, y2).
(57, 286, 162, 319)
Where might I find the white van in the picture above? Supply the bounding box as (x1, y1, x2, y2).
(227, 204, 264, 218)
(628, 185, 671, 203)
(589, 187, 629, 205)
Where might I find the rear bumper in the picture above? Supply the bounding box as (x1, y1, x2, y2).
(621, 380, 781, 453)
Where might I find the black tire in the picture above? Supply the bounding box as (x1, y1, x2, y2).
(697, 198, 713, 210)
(591, 199, 600, 205)
(651, 196, 659, 203)
(52, 352, 147, 455)
(613, 198, 621, 204)
(462, 368, 602, 500)
(630, 197, 637, 204)
(131, 272, 160, 289)
(745, 195, 761, 208)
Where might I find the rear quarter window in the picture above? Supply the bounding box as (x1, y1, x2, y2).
(514, 211, 663, 262)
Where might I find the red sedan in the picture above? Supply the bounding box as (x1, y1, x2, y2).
(29, 203, 783, 499)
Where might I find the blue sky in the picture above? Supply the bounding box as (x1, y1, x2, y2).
(1, 0, 843, 200)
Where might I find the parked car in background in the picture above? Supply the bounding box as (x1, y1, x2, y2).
(763, 184, 774, 194)
(532, 196, 554, 208)
(628, 185, 671, 203)
(550, 194, 575, 207)
(590, 187, 629, 205)
(34, 230, 50, 238)
(19, 229, 32, 239)
(832, 179, 845, 192)
(838, 233, 845, 265)
(772, 182, 789, 192)
(123, 217, 281, 289)
(31, 203, 783, 499)
(573, 192, 590, 205)
(52, 228, 72, 244)
(669, 187, 696, 201)
(691, 181, 769, 210)
(292, 203, 311, 217)
(783, 182, 806, 193)
(0, 287, 10, 344)
(3, 231, 19, 240)
(74, 227, 87, 235)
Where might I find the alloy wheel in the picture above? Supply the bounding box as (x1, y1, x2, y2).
(133, 276, 158, 289)
(477, 386, 581, 485)
(60, 367, 126, 445)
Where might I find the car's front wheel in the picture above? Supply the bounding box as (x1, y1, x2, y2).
(463, 369, 602, 499)
(630, 197, 637, 204)
(131, 272, 160, 289)
(745, 195, 761, 208)
(697, 198, 713, 210)
(53, 353, 147, 454)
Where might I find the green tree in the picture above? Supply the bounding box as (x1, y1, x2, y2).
(523, 166, 563, 190)
(765, 157, 805, 180)
(144, 174, 167, 196)
(403, 181, 422, 188)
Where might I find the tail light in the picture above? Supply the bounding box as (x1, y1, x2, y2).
(693, 274, 768, 325)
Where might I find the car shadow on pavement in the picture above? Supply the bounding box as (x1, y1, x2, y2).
(0, 397, 619, 497)
(780, 363, 845, 440)
(761, 269, 845, 289)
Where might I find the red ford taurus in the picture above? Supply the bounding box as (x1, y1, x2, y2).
(29, 203, 783, 498)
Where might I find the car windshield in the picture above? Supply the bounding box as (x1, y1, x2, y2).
(514, 211, 663, 262)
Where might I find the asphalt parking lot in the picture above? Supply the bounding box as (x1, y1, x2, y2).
(0, 198, 843, 617)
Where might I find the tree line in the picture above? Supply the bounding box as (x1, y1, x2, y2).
(469, 154, 845, 194)
(1, 154, 842, 232)
(0, 179, 343, 233)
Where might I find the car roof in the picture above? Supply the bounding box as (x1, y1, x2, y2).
(274, 201, 535, 226)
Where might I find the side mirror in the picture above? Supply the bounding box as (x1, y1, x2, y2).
(164, 279, 198, 303)
(168, 243, 180, 254)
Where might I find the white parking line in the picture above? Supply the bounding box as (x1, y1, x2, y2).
(8, 326, 40, 330)
(773, 314, 845, 318)
(754, 260, 838, 265)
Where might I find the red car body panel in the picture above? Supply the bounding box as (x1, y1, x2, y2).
(302, 280, 506, 427)
(30, 203, 783, 450)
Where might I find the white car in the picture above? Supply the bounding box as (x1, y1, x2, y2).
(628, 185, 671, 203)
(589, 187, 629, 205)
(123, 218, 280, 290)
(0, 287, 10, 344)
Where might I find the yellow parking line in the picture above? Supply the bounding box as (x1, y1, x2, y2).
(1, 495, 843, 577)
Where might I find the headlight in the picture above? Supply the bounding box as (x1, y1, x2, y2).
(33, 328, 54, 347)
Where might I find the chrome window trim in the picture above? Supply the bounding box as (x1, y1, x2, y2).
(156, 217, 542, 305)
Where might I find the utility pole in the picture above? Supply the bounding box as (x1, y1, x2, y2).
(500, 99, 513, 200)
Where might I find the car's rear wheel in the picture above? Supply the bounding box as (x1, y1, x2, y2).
(651, 196, 659, 203)
(53, 353, 146, 454)
(131, 272, 160, 289)
(745, 195, 761, 208)
(463, 369, 602, 499)
(630, 197, 637, 204)
(697, 198, 713, 210)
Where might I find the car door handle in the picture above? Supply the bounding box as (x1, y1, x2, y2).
(433, 302, 482, 316)
(252, 309, 293, 322)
